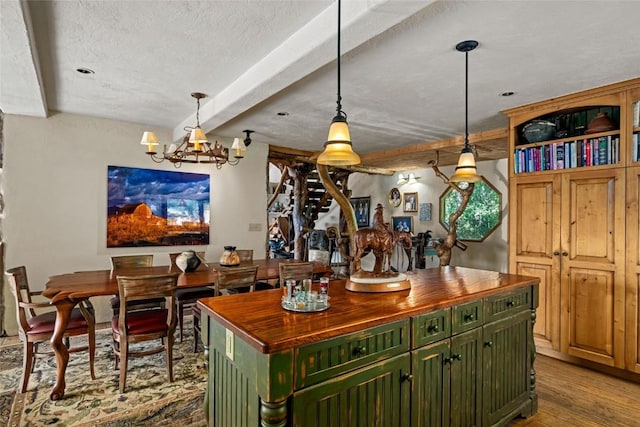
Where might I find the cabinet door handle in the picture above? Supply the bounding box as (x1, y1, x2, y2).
(485, 341, 493, 347)
(443, 357, 452, 364)
(352, 346, 367, 357)
(561, 251, 568, 256)
(401, 373, 413, 382)
(463, 313, 474, 322)
(427, 324, 439, 333)
(452, 353, 462, 361)
(553, 251, 560, 256)
(506, 300, 515, 307)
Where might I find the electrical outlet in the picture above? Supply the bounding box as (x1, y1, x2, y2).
(225, 328, 234, 360)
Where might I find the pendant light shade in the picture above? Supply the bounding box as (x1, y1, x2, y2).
(449, 40, 481, 184)
(317, 0, 360, 166)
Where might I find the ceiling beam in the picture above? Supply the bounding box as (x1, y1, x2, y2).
(0, 0, 48, 117)
(174, 0, 436, 142)
(269, 145, 396, 176)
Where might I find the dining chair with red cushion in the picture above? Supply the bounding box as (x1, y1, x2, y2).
(6, 265, 96, 393)
(109, 254, 166, 315)
(112, 272, 179, 393)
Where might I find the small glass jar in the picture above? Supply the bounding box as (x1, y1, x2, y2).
(319, 277, 329, 302)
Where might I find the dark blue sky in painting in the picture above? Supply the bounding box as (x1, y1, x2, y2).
(107, 166, 210, 221)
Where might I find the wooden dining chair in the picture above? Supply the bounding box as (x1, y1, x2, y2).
(279, 262, 314, 288)
(112, 272, 179, 393)
(192, 265, 259, 352)
(110, 254, 165, 316)
(236, 249, 253, 262)
(169, 251, 215, 342)
(6, 266, 96, 393)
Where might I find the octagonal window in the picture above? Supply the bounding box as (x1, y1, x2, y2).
(439, 177, 502, 242)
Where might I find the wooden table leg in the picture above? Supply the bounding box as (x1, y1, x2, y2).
(49, 299, 75, 401)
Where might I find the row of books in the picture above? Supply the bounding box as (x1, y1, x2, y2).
(633, 133, 640, 162)
(514, 136, 620, 174)
(634, 101, 640, 128)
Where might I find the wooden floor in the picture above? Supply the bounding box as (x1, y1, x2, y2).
(508, 355, 640, 426)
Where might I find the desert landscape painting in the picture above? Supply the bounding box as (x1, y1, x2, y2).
(107, 166, 210, 247)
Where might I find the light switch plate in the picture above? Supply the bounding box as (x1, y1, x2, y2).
(225, 328, 234, 360)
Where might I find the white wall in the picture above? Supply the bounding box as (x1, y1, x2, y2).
(316, 159, 509, 272)
(3, 112, 268, 333)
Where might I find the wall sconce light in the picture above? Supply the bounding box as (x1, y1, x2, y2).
(397, 173, 420, 185)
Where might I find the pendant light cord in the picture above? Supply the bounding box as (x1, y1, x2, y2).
(336, 0, 344, 117)
(464, 49, 469, 147)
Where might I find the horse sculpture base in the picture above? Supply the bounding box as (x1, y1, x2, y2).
(346, 272, 411, 293)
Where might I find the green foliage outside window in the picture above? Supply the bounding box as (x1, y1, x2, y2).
(439, 178, 502, 242)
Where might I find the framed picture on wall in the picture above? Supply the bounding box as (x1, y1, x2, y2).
(419, 203, 432, 221)
(350, 196, 371, 228)
(403, 192, 418, 212)
(388, 187, 401, 208)
(391, 216, 413, 233)
(107, 166, 210, 247)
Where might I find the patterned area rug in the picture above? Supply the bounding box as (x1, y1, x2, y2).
(0, 318, 207, 426)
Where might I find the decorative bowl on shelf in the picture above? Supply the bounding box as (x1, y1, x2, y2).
(522, 120, 556, 143)
(586, 112, 616, 134)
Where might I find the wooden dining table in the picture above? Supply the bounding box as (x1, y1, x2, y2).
(42, 258, 332, 400)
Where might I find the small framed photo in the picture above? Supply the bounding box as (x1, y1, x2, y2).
(403, 192, 418, 212)
(350, 196, 371, 228)
(419, 203, 432, 221)
(391, 216, 413, 233)
(388, 187, 401, 208)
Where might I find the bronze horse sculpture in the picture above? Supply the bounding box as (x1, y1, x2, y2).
(352, 228, 413, 274)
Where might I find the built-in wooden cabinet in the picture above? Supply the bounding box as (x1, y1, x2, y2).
(506, 78, 640, 375)
(627, 165, 640, 374)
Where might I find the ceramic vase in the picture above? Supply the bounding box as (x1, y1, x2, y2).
(220, 246, 240, 266)
(176, 250, 202, 272)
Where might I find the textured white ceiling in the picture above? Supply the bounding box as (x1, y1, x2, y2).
(2, 0, 640, 156)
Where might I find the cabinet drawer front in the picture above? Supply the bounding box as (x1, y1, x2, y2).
(484, 287, 533, 322)
(295, 319, 410, 389)
(452, 300, 484, 334)
(412, 308, 451, 348)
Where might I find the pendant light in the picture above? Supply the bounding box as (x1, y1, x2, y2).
(317, 0, 361, 166)
(449, 40, 481, 183)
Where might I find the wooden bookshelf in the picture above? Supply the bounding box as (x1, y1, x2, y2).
(504, 77, 640, 377)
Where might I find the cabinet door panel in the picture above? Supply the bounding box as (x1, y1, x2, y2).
(561, 169, 625, 368)
(514, 262, 557, 350)
(509, 176, 560, 260)
(450, 329, 483, 427)
(412, 341, 450, 427)
(509, 175, 561, 352)
(292, 354, 410, 427)
(626, 166, 640, 372)
(483, 311, 533, 427)
(564, 172, 621, 263)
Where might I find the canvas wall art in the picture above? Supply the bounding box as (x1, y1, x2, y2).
(419, 203, 433, 221)
(107, 166, 210, 247)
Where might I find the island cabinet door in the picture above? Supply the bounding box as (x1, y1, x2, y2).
(482, 310, 533, 427)
(291, 353, 411, 427)
(412, 329, 482, 427)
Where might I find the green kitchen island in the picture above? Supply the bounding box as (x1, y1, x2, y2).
(197, 266, 539, 427)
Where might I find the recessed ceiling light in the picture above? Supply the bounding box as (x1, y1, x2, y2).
(500, 91, 515, 97)
(76, 67, 94, 75)
(276, 112, 289, 116)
